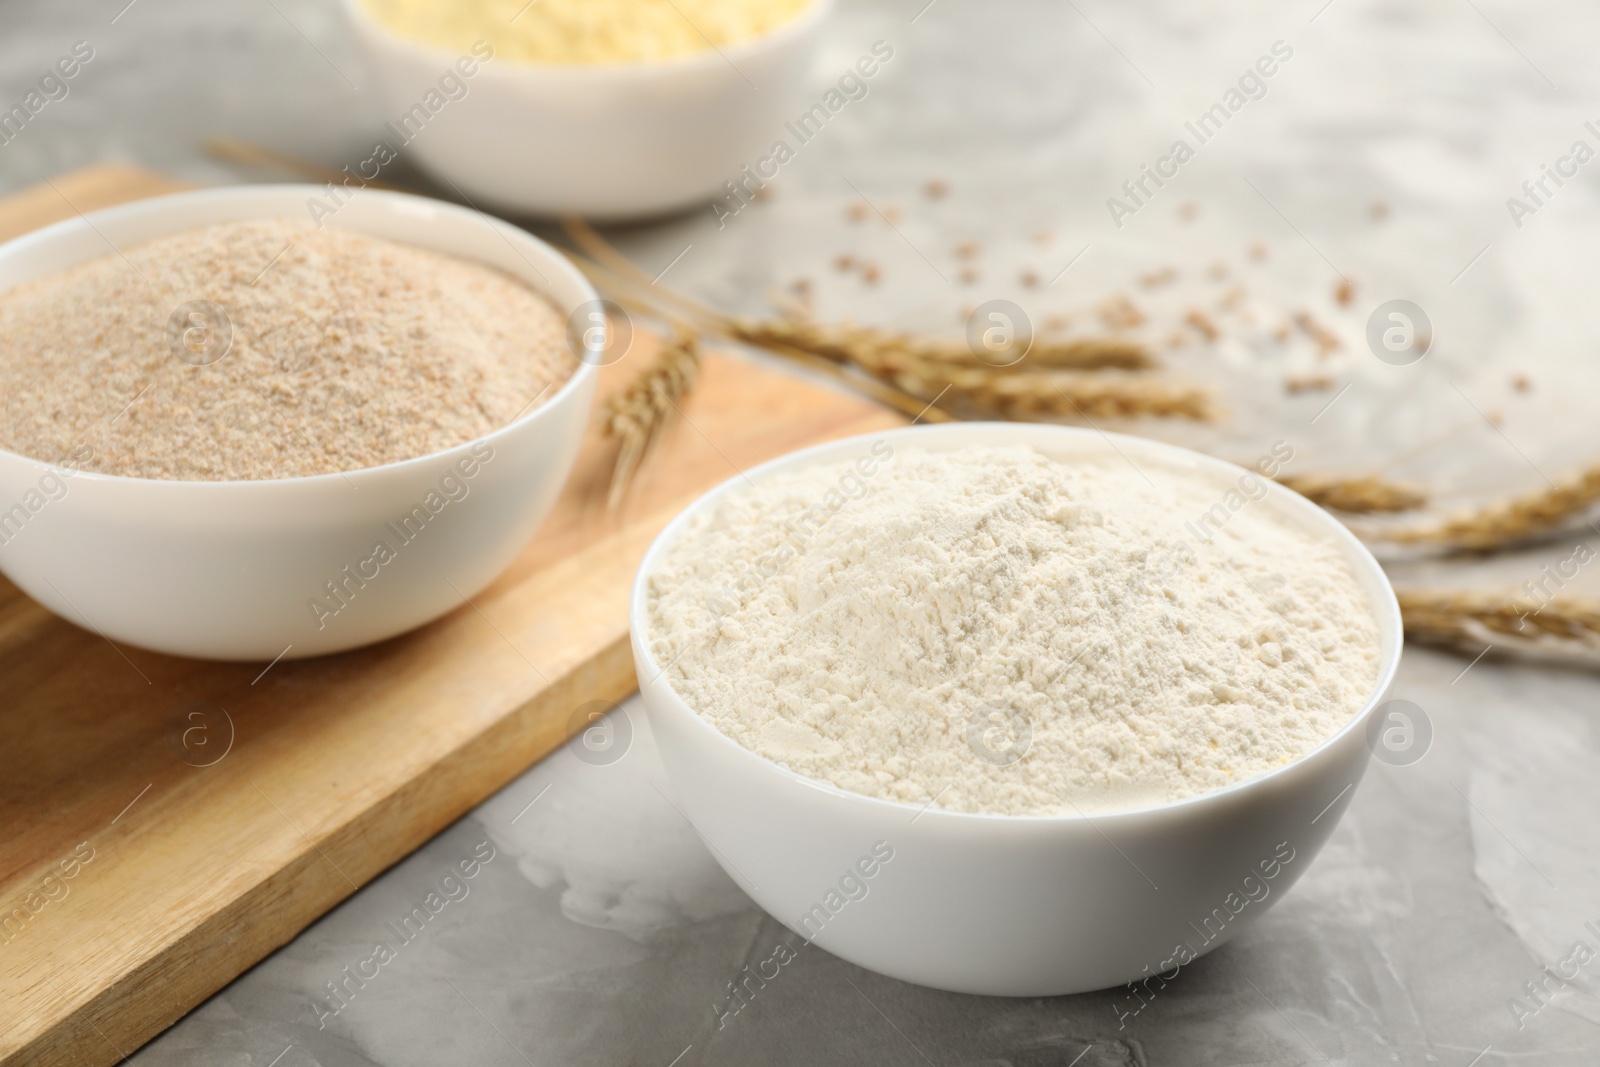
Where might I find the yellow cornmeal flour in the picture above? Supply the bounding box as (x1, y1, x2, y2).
(364, 0, 815, 64)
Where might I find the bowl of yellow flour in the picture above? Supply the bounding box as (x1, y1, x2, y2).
(347, 0, 834, 218)
(631, 422, 1403, 996)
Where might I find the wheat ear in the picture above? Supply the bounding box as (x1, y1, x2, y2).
(1382, 463, 1600, 551)
(1397, 588, 1600, 652)
(560, 219, 1211, 423)
(597, 326, 700, 508)
(1276, 473, 1428, 514)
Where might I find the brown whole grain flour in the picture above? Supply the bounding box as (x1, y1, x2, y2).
(0, 218, 572, 480)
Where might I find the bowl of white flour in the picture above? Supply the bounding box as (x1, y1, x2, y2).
(631, 422, 1402, 996)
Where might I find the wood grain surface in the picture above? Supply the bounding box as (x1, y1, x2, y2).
(0, 165, 904, 1066)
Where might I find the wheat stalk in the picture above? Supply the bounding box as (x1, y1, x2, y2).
(726, 316, 1211, 420)
(1276, 472, 1428, 514)
(204, 137, 408, 191)
(730, 317, 1153, 372)
(945, 367, 1213, 420)
(1382, 462, 1600, 551)
(728, 316, 1211, 420)
(1396, 588, 1600, 655)
(560, 218, 1213, 424)
(597, 326, 700, 508)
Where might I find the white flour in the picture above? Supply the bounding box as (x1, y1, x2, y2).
(646, 443, 1382, 815)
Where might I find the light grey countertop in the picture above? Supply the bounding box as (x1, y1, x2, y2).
(5, 0, 1600, 1063)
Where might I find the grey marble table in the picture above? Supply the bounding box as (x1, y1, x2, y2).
(4, 0, 1600, 1063)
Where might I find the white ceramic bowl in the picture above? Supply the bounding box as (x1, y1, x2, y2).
(344, 0, 834, 219)
(631, 423, 1403, 996)
(0, 185, 597, 661)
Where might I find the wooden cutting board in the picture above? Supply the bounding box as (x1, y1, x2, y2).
(0, 164, 904, 1067)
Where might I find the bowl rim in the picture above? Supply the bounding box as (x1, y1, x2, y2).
(0, 183, 599, 490)
(630, 421, 1406, 825)
(343, 0, 836, 79)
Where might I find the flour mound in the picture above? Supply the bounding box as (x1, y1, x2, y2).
(647, 444, 1382, 816)
(0, 218, 571, 481)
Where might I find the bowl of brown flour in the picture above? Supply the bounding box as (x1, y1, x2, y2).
(631, 422, 1402, 996)
(0, 185, 597, 660)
